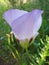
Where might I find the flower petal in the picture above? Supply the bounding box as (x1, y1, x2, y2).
(3, 9, 28, 26)
(11, 9, 43, 40)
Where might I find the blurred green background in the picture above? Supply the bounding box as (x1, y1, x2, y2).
(0, 0, 49, 65)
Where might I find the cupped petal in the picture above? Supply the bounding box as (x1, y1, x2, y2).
(3, 9, 28, 26)
(11, 9, 43, 40)
(30, 9, 43, 15)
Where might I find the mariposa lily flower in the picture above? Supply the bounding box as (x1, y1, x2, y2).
(3, 9, 43, 48)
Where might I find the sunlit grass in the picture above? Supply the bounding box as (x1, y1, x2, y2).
(0, 0, 10, 6)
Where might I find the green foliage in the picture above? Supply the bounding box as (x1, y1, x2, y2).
(0, 0, 49, 65)
(5, 32, 49, 65)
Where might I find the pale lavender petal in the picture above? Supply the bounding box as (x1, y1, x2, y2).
(3, 9, 28, 26)
(11, 9, 43, 40)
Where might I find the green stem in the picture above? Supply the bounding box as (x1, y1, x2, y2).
(26, 49, 37, 65)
